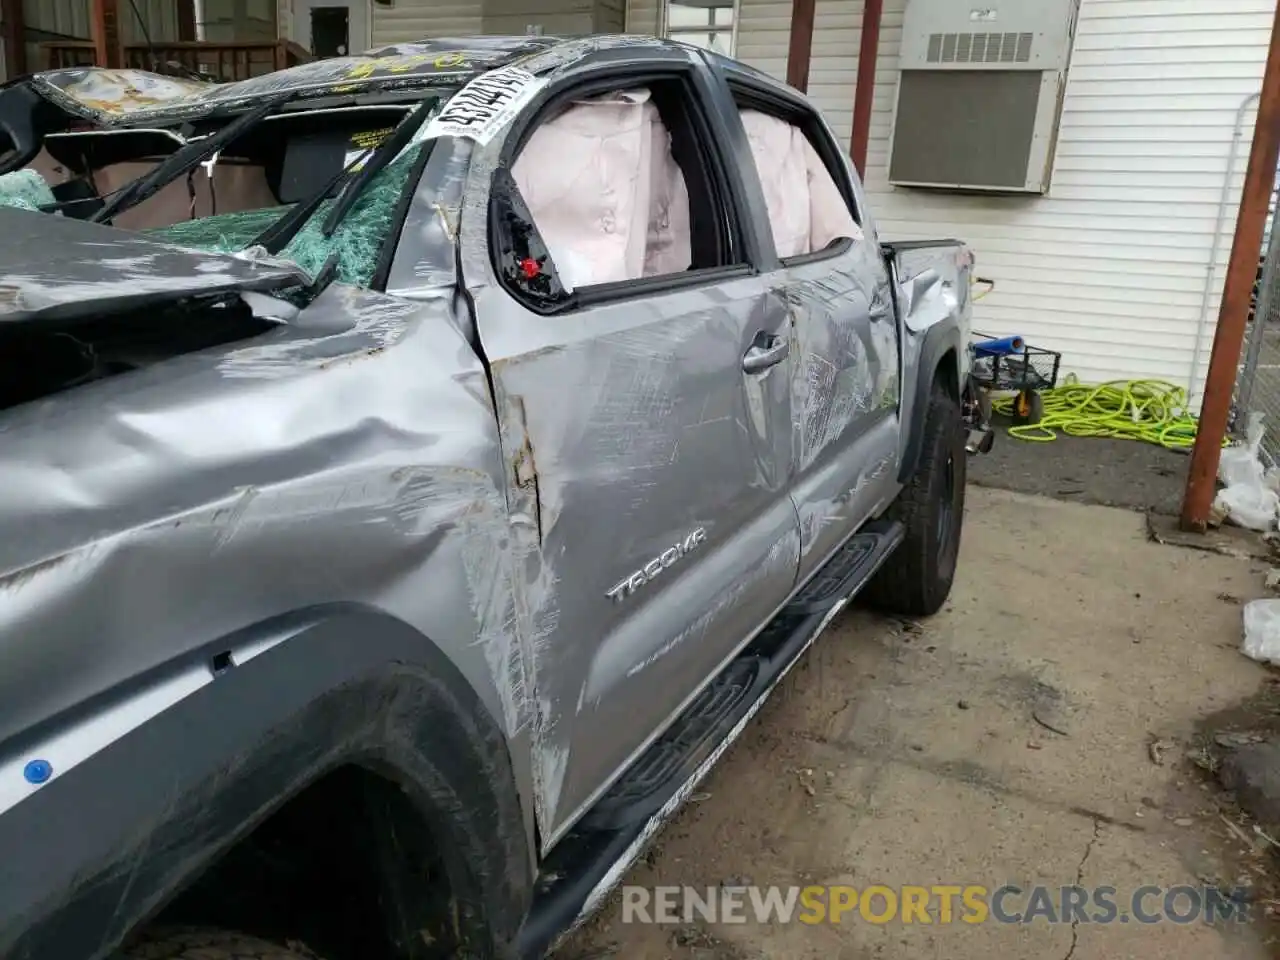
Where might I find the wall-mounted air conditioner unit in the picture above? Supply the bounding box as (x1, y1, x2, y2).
(888, 0, 1080, 194)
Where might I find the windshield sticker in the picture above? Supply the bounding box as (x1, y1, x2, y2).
(343, 127, 395, 170)
(422, 67, 547, 145)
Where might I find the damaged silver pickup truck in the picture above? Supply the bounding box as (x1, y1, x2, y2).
(0, 35, 991, 960)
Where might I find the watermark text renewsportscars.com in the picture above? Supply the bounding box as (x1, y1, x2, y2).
(621, 884, 1256, 926)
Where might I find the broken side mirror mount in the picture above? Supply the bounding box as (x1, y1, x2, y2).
(488, 166, 574, 315)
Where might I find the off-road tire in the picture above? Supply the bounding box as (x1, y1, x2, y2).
(863, 379, 966, 616)
(121, 927, 323, 960)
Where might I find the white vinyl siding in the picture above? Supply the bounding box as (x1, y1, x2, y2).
(733, 0, 1272, 398)
(372, 0, 621, 44)
(371, 0, 483, 46)
(625, 0, 662, 35)
(484, 0, 620, 37)
(120, 0, 183, 42)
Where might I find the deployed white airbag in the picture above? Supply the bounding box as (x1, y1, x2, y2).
(643, 110, 692, 278)
(512, 89, 691, 289)
(739, 109, 862, 258)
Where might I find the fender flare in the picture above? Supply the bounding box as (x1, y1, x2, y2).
(898, 322, 962, 484)
(0, 605, 532, 960)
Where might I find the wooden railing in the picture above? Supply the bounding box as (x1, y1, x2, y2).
(40, 41, 97, 70)
(40, 39, 314, 82)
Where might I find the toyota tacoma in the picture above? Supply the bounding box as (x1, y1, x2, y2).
(0, 35, 990, 960)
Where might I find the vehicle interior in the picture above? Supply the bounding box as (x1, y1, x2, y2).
(0, 103, 443, 413)
(0, 78, 862, 299)
(502, 79, 862, 299)
(6, 104, 427, 288)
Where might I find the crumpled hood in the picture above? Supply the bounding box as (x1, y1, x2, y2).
(0, 278, 506, 754)
(0, 206, 309, 327)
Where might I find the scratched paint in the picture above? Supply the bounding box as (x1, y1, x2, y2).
(217, 284, 421, 378)
(558, 588, 860, 952)
(0, 258, 528, 795)
(621, 530, 798, 683)
(452, 72, 809, 840)
(0, 37, 973, 936)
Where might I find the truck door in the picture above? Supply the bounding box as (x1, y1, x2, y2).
(725, 78, 902, 586)
(457, 55, 800, 844)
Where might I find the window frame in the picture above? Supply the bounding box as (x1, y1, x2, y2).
(662, 0, 740, 58)
(485, 63, 757, 317)
(725, 75, 864, 269)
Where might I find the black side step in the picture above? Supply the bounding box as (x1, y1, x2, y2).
(789, 519, 905, 615)
(513, 519, 904, 959)
(579, 657, 760, 831)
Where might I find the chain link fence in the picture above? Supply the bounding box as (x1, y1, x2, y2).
(1234, 182, 1280, 466)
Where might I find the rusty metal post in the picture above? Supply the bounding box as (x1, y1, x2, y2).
(91, 0, 122, 68)
(177, 0, 197, 42)
(1, 0, 27, 78)
(1181, 0, 1280, 531)
(785, 0, 816, 93)
(849, 0, 883, 177)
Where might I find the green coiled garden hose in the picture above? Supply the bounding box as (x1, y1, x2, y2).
(988, 375, 1210, 449)
(968, 275, 1214, 450)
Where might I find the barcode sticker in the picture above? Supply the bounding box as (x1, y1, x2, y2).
(422, 66, 548, 145)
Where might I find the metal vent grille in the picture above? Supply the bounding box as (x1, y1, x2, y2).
(926, 31, 1034, 63)
(889, 70, 1041, 189)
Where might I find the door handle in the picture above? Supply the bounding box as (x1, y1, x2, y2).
(743, 335, 789, 374)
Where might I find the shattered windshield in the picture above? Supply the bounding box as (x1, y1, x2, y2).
(150, 97, 443, 291)
(0, 90, 457, 291)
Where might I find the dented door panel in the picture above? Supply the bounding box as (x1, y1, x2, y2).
(465, 275, 800, 846)
(785, 236, 902, 586)
(457, 91, 800, 842)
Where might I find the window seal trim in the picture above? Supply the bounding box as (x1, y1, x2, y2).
(779, 236, 854, 269)
(574, 263, 754, 309)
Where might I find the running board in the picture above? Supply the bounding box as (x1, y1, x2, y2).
(513, 519, 904, 958)
(788, 520, 904, 615)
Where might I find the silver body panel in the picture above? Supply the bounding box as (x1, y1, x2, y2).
(0, 38, 971, 954)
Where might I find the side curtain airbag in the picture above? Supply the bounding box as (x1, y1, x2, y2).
(739, 109, 862, 258)
(512, 89, 692, 289)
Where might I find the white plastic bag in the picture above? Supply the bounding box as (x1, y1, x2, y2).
(1266, 466, 1280, 496)
(1214, 412, 1280, 530)
(1243, 599, 1280, 665)
(1220, 412, 1267, 489)
(1215, 484, 1280, 531)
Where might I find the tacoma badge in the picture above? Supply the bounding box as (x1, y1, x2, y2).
(606, 528, 707, 603)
